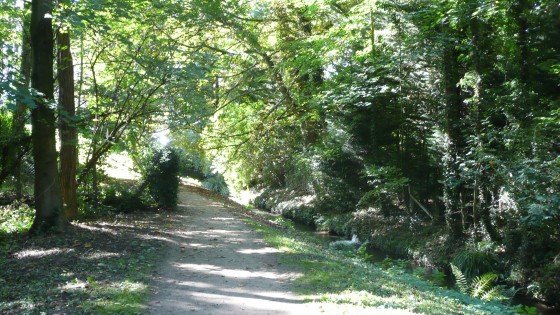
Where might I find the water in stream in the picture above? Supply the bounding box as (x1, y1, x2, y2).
(289, 218, 560, 315)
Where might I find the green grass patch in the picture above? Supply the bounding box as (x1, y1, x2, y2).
(245, 215, 518, 315)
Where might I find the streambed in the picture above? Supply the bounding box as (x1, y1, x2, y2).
(288, 218, 559, 315)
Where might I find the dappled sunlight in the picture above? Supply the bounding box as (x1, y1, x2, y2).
(187, 290, 303, 307)
(237, 247, 280, 255)
(174, 281, 216, 289)
(185, 243, 214, 249)
(14, 248, 74, 259)
(140, 233, 182, 245)
(75, 223, 119, 236)
(111, 279, 148, 292)
(80, 251, 122, 260)
(102, 152, 140, 180)
(199, 228, 250, 236)
(60, 278, 89, 292)
(175, 263, 285, 280)
(147, 187, 313, 314)
(211, 216, 236, 221)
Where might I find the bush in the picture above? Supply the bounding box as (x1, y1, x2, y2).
(452, 242, 499, 281)
(202, 173, 229, 196)
(180, 151, 209, 181)
(540, 263, 560, 305)
(0, 202, 34, 234)
(144, 147, 180, 210)
(103, 186, 146, 214)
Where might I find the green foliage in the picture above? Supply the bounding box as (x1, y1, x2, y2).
(315, 213, 353, 236)
(470, 273, 500, 301)
(356, 241, 373, 261)
(539, 263, 560, 304)
(202, 173, 229, 196)
(515, 305, 538, 315)
(430, 269, 447, 287)
(179, 151, 209, 181)
(246, 213, 517, 314)
(0, 202, 34, 234)
(452, 242, 499, 281)
(177, 150, 229, 196)
(0, 211, 163, 314)
(143, 147, 180, 210)
(102, 185, 146, 214)
(451, 264, 470, 294)
(3, 0, 559, 305)
(358, 165, 409, 215)
(451, 263, 513, 303)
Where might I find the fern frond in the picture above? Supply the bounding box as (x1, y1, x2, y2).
(450, 263, 469, 294)
(471, 272, 498, 298)
(480, 285, 502, 301)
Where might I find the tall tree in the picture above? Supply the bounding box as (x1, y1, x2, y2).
(11, 0, 32, 199)
(57, 0, 78, 220)
(29, 0, 66, 233)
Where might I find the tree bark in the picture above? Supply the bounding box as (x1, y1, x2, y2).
(57, 0, 78, 220)
(469, 10, 502, 242)
(442, 27, 465, 241)
(29, 0, 67, 234)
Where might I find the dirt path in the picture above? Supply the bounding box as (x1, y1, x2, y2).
(146, 187, 313, 314)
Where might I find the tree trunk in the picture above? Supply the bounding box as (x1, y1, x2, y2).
(512, 0, 534, 126)
(57, 0, 78, 220)
(29, 0, 67, 234)
(12, 0, 32, 198)
(442, 28, 465, 241)
(469, 10, 502, 242)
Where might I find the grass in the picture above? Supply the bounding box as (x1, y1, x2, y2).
(243, 214, 519, 315)
(0, 202, 171, 314)
(0, 184, 520, 314)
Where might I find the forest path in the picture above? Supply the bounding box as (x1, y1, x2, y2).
(146, 186, 313, 314)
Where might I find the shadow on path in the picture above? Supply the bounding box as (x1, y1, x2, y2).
(146, 188, 309, 315)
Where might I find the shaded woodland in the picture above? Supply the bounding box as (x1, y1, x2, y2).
(1, 0, 559, 310)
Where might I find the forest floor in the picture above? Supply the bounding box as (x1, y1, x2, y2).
(0, 184, 517, 314)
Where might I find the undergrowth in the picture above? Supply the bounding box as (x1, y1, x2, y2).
(245, 214, 518, 315)
(0, 201, 168, 314)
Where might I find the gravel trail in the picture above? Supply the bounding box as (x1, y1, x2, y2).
(146, 187, 312, 315)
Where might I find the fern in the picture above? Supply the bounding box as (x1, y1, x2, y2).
(480, 285, 502, 301)
(451, 263, 469, 294)
(471, 272, 498, 298)
(450, 264, 511, 303)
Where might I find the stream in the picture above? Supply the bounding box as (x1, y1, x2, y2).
(289, 219, 559, 315)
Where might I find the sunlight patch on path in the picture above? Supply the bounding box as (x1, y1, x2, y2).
(146, 187, 415, 315)
(146, 188, 312, 314)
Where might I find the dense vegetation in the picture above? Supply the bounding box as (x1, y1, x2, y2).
(1, 0, 558, 311)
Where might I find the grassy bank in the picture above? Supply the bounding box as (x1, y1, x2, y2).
(243, 212, 518, 315)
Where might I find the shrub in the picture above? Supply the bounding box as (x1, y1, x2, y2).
(180, 151, 209, 181)
(451, 263, 514, 303)
(202, 173, 229, 196)
(0, 202, 34, 234)
(540, 263, 560, 306)
(144, 147, 180, 210)
(452, 242, 498, 281)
